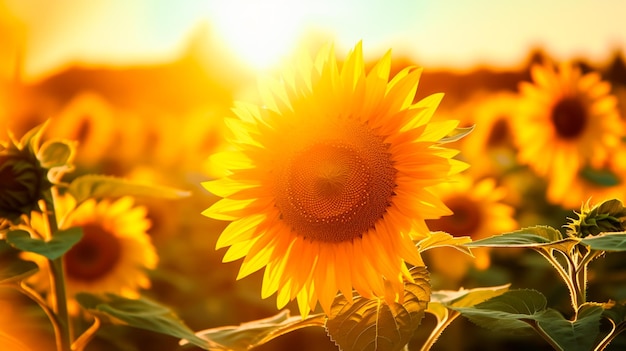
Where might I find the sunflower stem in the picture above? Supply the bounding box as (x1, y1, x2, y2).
(420, 310, 461, 351)
(18, 281, 65, 351)
(44, 195, 73, 351)
(72, 317, 100, 351)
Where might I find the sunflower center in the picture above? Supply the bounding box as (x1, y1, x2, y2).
(427, 196, 482, 236)
(551, 98, 587, 139)
(64, 224, 122, 281)
(486, 117, 510, 147)
(277, 129, 396, 242)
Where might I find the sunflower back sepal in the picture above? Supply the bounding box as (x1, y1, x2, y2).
(179, 310, 326, 351)
(325, 267, 430, 351)
(75, 293, 212, 350)
(67, 174, 191, 205)
(5, 227, 83, 260)
(0, 258, 39, 286)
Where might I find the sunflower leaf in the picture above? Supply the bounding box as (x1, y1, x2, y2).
(325, 266, 430, 351)
(75, 293, 212, 350)
(532, 303, 604, 351)
(68, 174, 191, 204)
(6, 228, 83, 260)
(430, 284, 511, 308)
(417, 231, 473, 256)
(580, 232, 626, 251)
(0, 259, 39, 285)
(424, 285, 510, 348)
(180, 310, 326, 350)
(602, 301, 626, 326)
(439, 125, 475, 144)
(450, 289, 546, 335)
(465, 226, 579, 253)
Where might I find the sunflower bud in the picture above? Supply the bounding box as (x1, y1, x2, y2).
(0, 146, 52, 222)
(0, 122, 59, 223)
(565, 199, 626, 237)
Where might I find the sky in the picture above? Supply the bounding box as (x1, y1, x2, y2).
(3, 0, 625, 81)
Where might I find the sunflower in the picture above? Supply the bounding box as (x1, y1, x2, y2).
(203, 43, 467, 316)
(425, 175, 517, 285)
(22, 195, 157, 312)
(456, 92, 519, 178)
(513, 61, 623, 201)
(549, 142, 626, 209)
(45, 91, 119, 168)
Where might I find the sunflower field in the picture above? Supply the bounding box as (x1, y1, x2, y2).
(1, 1, 626, 351)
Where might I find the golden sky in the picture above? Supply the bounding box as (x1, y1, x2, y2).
(3, 0, 625, 81)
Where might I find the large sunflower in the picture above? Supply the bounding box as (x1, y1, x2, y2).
(203, 43, 466, 316)
(513, 61, 623, 200)
(22, 196, 157, 310)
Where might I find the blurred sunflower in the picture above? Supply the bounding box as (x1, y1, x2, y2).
(203, 42, 467, 316)
(45, 91, 119, 168)
(22, 195, 157, 312)
(513, 62, 623, 201)
(549, 142, 626, 209)
(458, 92, 519, 178)
(425, 175, 517, 284)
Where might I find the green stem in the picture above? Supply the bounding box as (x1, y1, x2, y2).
(536, 249, 579, 312)
(45, 196, 72, 351)
(18, 282, 65, 351)
(72, 317, 100, 351)
(420, 310, 461, 351)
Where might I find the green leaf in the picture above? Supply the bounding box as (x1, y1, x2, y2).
(580, 166, 621, 187)
(580, 232, 626, 251)
(6, 228, 83, 260)
(0, 259, 39, 285)
(602, 301, 626, 329)
(451, 289, 547, 335)
(417, 231, 473, 256)
(68, 175, 191, 204)
(439, 125, 475, 144)
(533, 303, 604, 351)
(38, 139, 74, 169)
(430, 284, 510, 308)
(466, 226, 579, 253)
(76, 293, 211, 350)
(325, 267, 430, 351)
(182, 310, 325, 350)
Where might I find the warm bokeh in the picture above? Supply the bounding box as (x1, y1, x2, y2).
(1, 1, 625, 350)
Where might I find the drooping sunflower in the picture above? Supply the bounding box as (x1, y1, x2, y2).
(22, 195, 158, 311)
(425, 175, 517, 285)
(203, 43, 467, 316)
(513, 61, 623, 200)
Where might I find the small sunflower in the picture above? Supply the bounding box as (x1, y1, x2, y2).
(46, 92, 118, 167)
(203, 43, 467, 316)
(457, 92, 519, 178)
(549, 142, 626, 209)
(425, 175, 517, 283)
(22, 196, 157, 310)
(513, 61, 623, 200)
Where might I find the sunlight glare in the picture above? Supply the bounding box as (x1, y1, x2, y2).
(205, 0, 308, 71)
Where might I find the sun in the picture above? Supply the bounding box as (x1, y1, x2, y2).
(204, 0, 308, 71)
